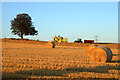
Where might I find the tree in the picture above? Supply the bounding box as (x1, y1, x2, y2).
(10, 13, 38, 39)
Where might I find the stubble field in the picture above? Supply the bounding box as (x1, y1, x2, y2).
(1, 39, 120, 79)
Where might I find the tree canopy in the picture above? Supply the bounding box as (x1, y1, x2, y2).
(10, 13, 38, 39)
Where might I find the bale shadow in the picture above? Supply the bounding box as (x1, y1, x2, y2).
(2, 66, 120, 80)
(15, 69, 68, 77)
(110, 60, 120, 63)
(65, 67, 108, 73)
(112, 54, 120, 56)
(95, 65, 120, 70)
(107, 54, 120, 63)
(65, 65, 120, 73)
(2, 69, 72, 79)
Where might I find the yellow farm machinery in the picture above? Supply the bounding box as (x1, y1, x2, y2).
(53, 35, 67, 42)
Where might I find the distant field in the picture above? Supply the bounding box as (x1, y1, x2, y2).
(1, 39, 120, 79)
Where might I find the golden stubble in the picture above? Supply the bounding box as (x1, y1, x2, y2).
(2, 40, 120, 79)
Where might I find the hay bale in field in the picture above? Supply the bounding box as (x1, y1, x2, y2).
(86, 45, 98, 56)
(46, 42, 55, 48)
(98, 46, 113, 62)
(86, 45, 113, 62)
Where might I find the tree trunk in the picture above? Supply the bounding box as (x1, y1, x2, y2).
(21, 32, 23, 40)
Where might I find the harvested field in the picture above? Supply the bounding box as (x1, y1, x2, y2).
(1, 39, 120, 79)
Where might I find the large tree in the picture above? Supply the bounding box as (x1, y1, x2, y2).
(10, 13, 38, 39)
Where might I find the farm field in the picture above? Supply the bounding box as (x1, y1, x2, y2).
(1, 39, 120, 79)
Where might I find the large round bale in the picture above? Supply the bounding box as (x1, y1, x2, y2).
(98, 46, 113, 62)
(86, 45, 113, 62)
(86, 45, 98, 56)
(46, 42, 55, 48)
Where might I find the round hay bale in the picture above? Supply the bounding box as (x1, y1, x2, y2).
(46, 42, 55, 48)
(86, 45, 112, 62)
(86, 45, 98, 57)
(98, 46, 113, 62)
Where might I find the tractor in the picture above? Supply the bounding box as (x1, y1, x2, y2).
(74, 38, 83, 43)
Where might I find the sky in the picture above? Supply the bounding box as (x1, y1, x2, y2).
(1, 2, 118, 43)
